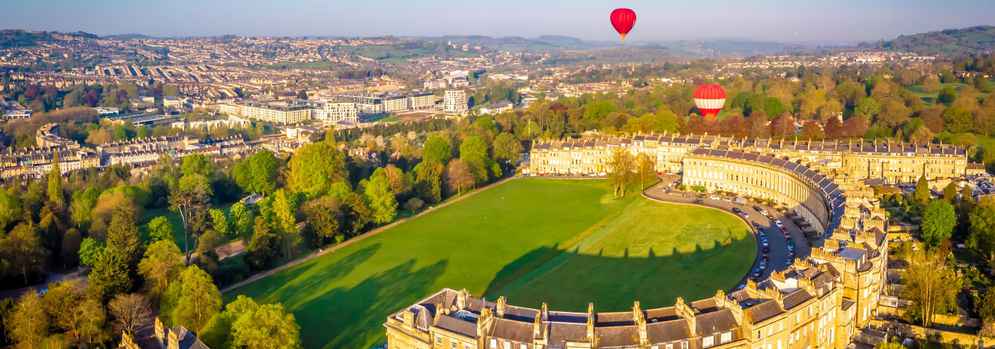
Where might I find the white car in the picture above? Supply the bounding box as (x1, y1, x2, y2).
(774, 220, 784, 228)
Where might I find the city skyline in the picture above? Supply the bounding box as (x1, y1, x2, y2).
(5, 0, 995, 44)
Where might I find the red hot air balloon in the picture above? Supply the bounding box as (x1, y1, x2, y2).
(693, 83, 726, 119)
(610, 8, 637, 41)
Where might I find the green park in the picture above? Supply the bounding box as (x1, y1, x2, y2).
(227, 178, 755, 349)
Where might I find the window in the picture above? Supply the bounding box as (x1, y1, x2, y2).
(682, 340, 689, 349)
(666, 343, 673, 349)
(451, 340, 457, 349)
(503, 341, 511, 349)
(703, 336, 714, 348)
(721, 332, 732, 344)
(521, 344, 528, 349)
(490, 339, 497, 349)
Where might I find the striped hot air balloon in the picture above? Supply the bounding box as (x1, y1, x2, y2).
(693, 83, 726, 119)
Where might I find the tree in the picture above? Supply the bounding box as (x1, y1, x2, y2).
(422, 134, 453, 165)
(60, 228, 81, 269)
(108, 294, 152, 336)
(42, 280, 83, 337)
(445, 159, 475, 196)
(914, 175, 931, 206)
(209, 208, 231, 238)
(88, 249, 132, 299)
(0, 188, 22, 230)
(492, 132, 523, 165)
(459, 135, 493, 184)
(247, 216, 281, 270)
(272, 189, 300, 259)
(78, 237, 103, 267)
(47, 154, 65, 211)
(171, 174, 213, 264)
(171, 266, 222, 332)
(938, 85, 958, 106)
(200, 296, 260, 348)
(181, 154, 216, 178)
(72, 296, 109, 346)
(286, 139, 347, 197)
(922, 200, 956, 247)
(979, 287, 995, 335)
(7, 293, 48, 349)
(943, 106, 975, 133)
(362, 168, 397, 225)
(230, 202, 254, 239)
(138, 239, 184, 297)
(147, 216, 175, 243)
(969, 198, 995, 267)
(635, 153, 656, 191)
(943, 182, 959, 202)
(231, 303, 302, 349)
(414, 161, 445, 204)
(902, 248, 961, 327)
(301, 196, 341, 246)
(608, 148, 635, 198)
(69, 187, 98, 230)
(232, 150, 279, 195)
(106, 205, 142, 267)
(0, 223, 47, 285)
(855, 97, 881, 117)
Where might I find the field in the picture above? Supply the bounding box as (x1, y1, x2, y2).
(227, 178, 755, 349)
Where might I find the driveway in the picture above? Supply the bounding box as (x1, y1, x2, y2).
(643, 176, 813, 284)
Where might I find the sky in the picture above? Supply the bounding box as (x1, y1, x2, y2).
(5, 0, 995, 44)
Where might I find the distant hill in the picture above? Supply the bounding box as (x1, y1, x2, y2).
(0, 30, 97, 48)
(861, 25, 995, 55)
(104, 33, 155, 40)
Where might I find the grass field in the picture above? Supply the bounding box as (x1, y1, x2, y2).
(227, 179, 754, 349)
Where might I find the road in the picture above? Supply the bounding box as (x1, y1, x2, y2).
(643, 176, 813, 285)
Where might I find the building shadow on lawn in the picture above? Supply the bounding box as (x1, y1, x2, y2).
(293, 258, 450, 349)
(483, 239, 752, 312)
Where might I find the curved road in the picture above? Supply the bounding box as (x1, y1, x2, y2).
(643, 176, 812, 285)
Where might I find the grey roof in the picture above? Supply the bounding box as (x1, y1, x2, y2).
(492, 318, 534, 343)
(647, 320, 691, 344)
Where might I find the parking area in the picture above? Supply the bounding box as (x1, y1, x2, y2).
(644, 176, 814, 286)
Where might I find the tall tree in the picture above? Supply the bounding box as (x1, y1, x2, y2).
(229, 202, 254, 240)
(106, 205, 142, 267)
(138, 239, 184, 297)
(272, 189, 300, 259)
(0, 223, 47, 285)
(286, 139, 347, 197)
(147, 216, 175, 243)
(362, 168, 398, 225)
(422, 134, 453, 165)
(231, 303, 303, 349)
(108, 294, 152, 336)
(301, 196, 342, 246)
(171, 266, 222, 332)
(171, 174, 213, 264)
(413, 161, 445, 204)
(608, 148, 635, 198)
(88, 249, 132, 299)
(635, 153, 656, 191)
(913, 175, 931, 206)
(922, 200, 956, 247)
(459, 135, 492, 184)
(445, 159, 475, 196)
(492, 132, 523, 165)
(7, 293, 48, 349)
(209, 208, 231, 238)
(232, 150, 279, 195)
(902, 248, 961, 327)
(0, 188, 22, 230)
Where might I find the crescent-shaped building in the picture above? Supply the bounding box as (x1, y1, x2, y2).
(385, 133, 967, 349)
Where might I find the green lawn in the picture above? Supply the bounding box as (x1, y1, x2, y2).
(227, 179, 754, 349)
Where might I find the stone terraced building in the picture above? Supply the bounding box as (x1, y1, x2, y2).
(384, 132, 955, 349)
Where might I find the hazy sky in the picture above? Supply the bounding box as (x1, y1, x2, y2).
(5, 0, 995, 43)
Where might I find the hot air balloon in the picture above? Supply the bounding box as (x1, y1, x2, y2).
(610, 8, 637, 41)
(693, 83, 726, 119)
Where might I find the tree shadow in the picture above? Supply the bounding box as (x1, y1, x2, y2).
(226, 243, 381, 304)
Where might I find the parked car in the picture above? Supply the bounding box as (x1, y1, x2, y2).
(774, 220, 784, 228)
